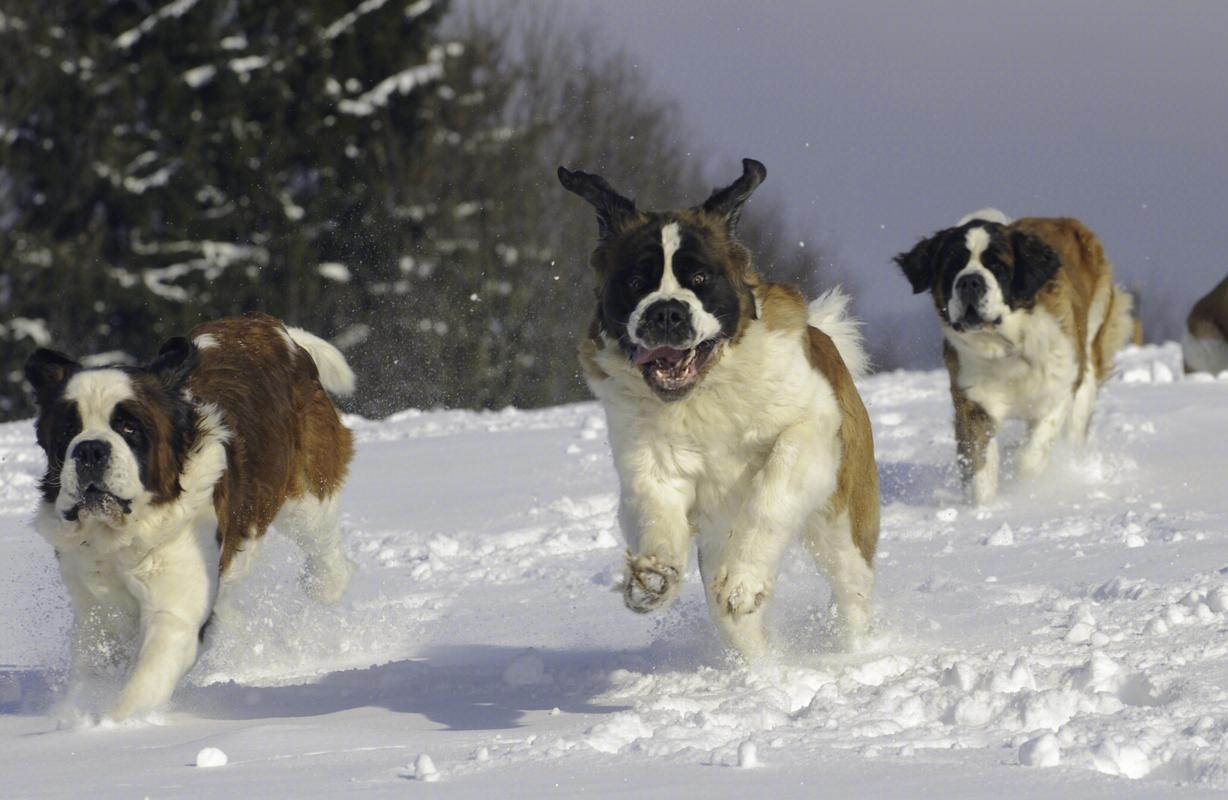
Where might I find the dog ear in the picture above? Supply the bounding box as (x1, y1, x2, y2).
(24, 349, 80, 407)
(557, 166, 637, 241)
(700, 158, 767, 233)
(893, 233, 946, 294)
(147, 336, 198, 390)
(1009, 231, 1062, 303)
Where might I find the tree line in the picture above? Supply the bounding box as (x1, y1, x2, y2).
(0, 0, 827, 421)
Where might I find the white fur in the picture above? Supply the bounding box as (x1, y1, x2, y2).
(286, 327, 356, 396)
(808, 287, 870, 379)
(957, 207, 1012, 227)
(590, 302, 871, 659)
(274, 493, 355, 605)
(1182, 328, 1228, 375)
(946, 227, 1009, 328)
(625, 222, 723, 349)
(193, 333, 220, 350)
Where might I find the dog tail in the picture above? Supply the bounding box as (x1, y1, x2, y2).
(808, 287, 870, 380)
(957, 207, 1012, 227)
(1094, 284, 1135, 383)
(286, 327, 357, 397)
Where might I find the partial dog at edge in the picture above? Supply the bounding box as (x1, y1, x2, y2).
(25, 312, 356, 721)
(559, 158, 880, 660)
(1183, 274, 1228, 375)
(894, 209, 1133, 505)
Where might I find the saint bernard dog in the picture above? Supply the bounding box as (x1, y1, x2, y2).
(25, 312, 356, 721)
(894, 210, 1133, 505)
(559, 159, 880, 660)
(1183, 274, 1228, 374)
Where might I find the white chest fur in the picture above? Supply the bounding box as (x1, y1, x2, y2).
(590, 321, 839, 538)
(946, 307, 1077, 421)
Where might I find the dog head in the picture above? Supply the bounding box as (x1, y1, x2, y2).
(894, 222, 1061, 334)
(25, 338, 200, 526)
(559, 158, 765, 400)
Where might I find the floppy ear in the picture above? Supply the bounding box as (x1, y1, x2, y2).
(557, 166, 637, 240)
(700, 158, 767, 232)
(1010, 231, 1062, 303)
(893, 233, 945, 294)
(24, 349, 80, 407)
(147, 336, 198, 390)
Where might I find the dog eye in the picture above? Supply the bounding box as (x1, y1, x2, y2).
(627, 275, 644, 291)
(118, 421, 140, 440)
(690, 273, 707, 288)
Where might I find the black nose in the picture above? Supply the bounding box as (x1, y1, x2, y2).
(956, 273, 986, 306)
(640, 299, 693, 345)
(72, 440, 111, 473)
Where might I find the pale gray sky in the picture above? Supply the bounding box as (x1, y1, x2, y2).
(558, 0, 1228, 365)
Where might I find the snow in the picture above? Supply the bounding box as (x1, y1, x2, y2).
(1, 343, 1227, 797)
(337, 46, 449, 116)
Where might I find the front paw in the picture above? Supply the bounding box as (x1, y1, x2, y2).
(624, 553, 681, 613)
(711, 565, 770, 618)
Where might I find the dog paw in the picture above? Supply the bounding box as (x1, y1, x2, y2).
(624, 553, 680, 613)
(712, 566, 770, 618)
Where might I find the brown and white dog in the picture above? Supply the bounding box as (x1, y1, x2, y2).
(25, 313, 355, 721)
(895, 210, 1133, 504)
(1183, 274, 1228, 374)
(559, 159, 879, 659)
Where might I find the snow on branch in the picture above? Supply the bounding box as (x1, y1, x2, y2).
(337, 44, 452, 116)
(127, 240, 270, 302)
(114, 0, 201, 50)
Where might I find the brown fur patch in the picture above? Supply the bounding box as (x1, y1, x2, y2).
(1010, 217, 1130, 385)
(805, 322, 880, 565)
(759, 283, 809, 332)
(188, 313, 353, 572)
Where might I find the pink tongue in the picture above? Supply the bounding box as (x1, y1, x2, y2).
(633, 346, 685, 366)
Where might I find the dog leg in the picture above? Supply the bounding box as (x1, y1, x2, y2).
(697, 534, 770, 661)
(58, 564, 137, 714)
(711, 419, 835, 658)
(1066, 374, 1098, 446)
(109, 526, 217, 721)
(618, 474, 693, 613)
(275, 493, 355, 605)
(805, 510, 874, 650)
(953, 394, 998, 504)
(1019, 397, 1071, 479)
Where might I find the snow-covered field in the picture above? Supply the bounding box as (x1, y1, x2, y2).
(1, 343, 1226, 798)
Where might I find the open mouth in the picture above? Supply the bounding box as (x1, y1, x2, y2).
(65, 484, 133, 522)
(951, 307, 1001, 332)
(631, 339, 721, 398)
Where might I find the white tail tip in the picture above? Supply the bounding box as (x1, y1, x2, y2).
(807, 287, 870, 380)
(957, 207, 1012, 227)
(286, 327, 356, 397)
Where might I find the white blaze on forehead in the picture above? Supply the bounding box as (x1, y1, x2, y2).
(659, 222, 683, 292)
(625, 221, 723, 349)
(965, 226, 990, 259)
(947, 226, 1008, 328)
(64, 369, 136, 428)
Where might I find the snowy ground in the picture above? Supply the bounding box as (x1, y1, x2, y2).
(1, 343, 1227, 798)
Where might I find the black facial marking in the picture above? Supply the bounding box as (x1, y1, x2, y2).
(1009, 231, 1062, 305)
(111, 402, 151, 486)
(36, 401, 82, 503)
